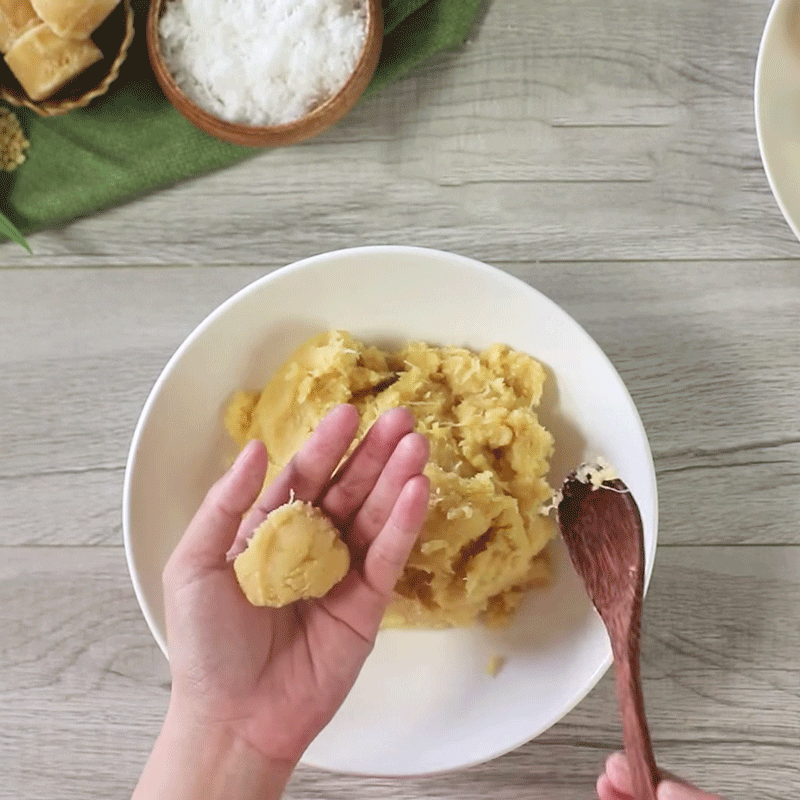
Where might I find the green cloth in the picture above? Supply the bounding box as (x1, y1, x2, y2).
(3, 0, 481, 234)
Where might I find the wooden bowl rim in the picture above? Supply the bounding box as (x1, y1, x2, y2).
(147, 0, 383, 147)
(0, 0, 135, 118)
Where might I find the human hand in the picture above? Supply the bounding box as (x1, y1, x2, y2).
(134, 404, 429, 800)
(598, 752, 725, 800)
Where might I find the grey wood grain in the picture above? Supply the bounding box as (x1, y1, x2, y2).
(0, 0, 794, 267)
(1, 262, 798, 547)
(1, 546, 797, 799)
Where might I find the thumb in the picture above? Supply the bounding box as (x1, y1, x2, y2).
(659, 781, 723, 800)
(172, 439, 267, 573)
(604, 753, 724, 800)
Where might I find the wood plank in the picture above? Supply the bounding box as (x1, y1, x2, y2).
(0, 0, 793, 267)
(0, 546, 796, 799)
(4, 448, 797, 548)
(1, 261, 798, 546)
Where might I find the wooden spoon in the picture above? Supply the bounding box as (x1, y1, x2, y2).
(146, 0, 383, 147)
(557, 464, 659, 800)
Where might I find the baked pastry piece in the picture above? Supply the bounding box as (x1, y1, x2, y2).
(31, 0, 119, 39)
(4, 22, 102, 101)
(0, 0, 39, 53)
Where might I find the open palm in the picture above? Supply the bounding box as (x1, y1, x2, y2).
(163, 404, 429, 765)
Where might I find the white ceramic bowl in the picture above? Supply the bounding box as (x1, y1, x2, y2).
(123, 246, 658, 776)
(755, 0, 800, 242)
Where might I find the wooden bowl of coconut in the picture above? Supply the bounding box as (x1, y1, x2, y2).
(147, 0, 383, 147)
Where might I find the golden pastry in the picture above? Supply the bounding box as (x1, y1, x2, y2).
(0, 0, 39, 54)
(31, 0, 119, 39)
(4, 22, 102, 101)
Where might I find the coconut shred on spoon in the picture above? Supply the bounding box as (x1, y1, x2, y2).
(158, 0, 367, 126)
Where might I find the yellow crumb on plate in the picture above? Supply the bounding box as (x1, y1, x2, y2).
(486, 654, 506, 677)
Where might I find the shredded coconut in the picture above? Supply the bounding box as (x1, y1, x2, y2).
(159, 0, 367, 126)
(540, 492, 561, 516)
(486, 654, 506, 677)
(575, 457, 619, 489)
(540, 457, 622, 517)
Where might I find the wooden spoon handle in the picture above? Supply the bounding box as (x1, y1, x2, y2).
(613, 648, 659, 800)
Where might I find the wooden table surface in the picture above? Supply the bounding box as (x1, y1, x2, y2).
(2, 0, 798, 797)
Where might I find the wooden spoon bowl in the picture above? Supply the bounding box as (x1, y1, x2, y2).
(146, 0, 383, 147)
(558, 465, 659, 800)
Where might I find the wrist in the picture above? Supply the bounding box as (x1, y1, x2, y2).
(133, 696, 295, 800)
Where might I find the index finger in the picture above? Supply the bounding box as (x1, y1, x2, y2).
(318, 473, 430, 642)
(321, 406, 415, 529)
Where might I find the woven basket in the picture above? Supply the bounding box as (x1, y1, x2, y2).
(0, 0, 134, 117)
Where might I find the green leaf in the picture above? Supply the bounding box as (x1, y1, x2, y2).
(0, 210, 30, 252)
